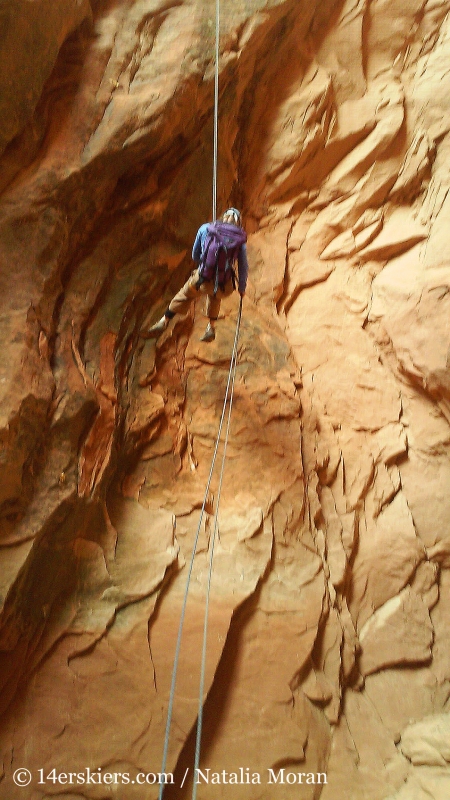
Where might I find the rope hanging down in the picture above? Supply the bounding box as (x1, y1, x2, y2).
(158, 298, 243, 800)
(157, 4, 240, 794)
(192, 297, 241, 800)
(212, 0, 220, 221)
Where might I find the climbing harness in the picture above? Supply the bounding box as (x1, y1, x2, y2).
(158, 298, 243, 800)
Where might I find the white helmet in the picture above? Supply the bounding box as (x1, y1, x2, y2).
(223, 207, 241, 225)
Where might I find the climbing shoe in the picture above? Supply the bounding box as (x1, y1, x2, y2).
(200, 323, 215, 343)
(141, 317, 168, 338)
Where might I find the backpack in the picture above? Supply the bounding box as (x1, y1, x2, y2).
(199, 222, 247, 294)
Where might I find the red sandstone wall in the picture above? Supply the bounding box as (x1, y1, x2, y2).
(0, 1, 450, 798)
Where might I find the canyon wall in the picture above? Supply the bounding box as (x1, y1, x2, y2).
(1, 0, 450, 798)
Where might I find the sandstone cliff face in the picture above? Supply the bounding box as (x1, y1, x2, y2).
(1, 0, 450, 798)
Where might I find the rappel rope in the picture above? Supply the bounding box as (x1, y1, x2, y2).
(158, 299, 242, 800)
(158, 2, 238, 794)
(212, 0, 220, 222)
(192, 297, 241, 800)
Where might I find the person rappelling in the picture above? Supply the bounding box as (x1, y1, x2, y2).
(143, 208, 248, 342)
(154, 7, 249, 798)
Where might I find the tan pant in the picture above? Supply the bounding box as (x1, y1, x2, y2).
(168, 268, 234, 320)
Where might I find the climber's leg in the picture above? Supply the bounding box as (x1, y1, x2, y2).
(142, 270, 201, 338)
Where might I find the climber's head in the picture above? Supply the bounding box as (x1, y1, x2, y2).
(222, 208, 242, 226)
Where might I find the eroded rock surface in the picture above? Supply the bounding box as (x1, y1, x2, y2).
(1, 0, 450, 798)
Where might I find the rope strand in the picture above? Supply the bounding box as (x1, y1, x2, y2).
(158, 3, 226, 794)
(158, 300, 242, 800)
(212, 0, 220, 220)
(192, 297, 242, 799)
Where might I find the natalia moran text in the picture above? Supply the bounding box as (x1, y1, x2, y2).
(195, 768, 327, 785)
